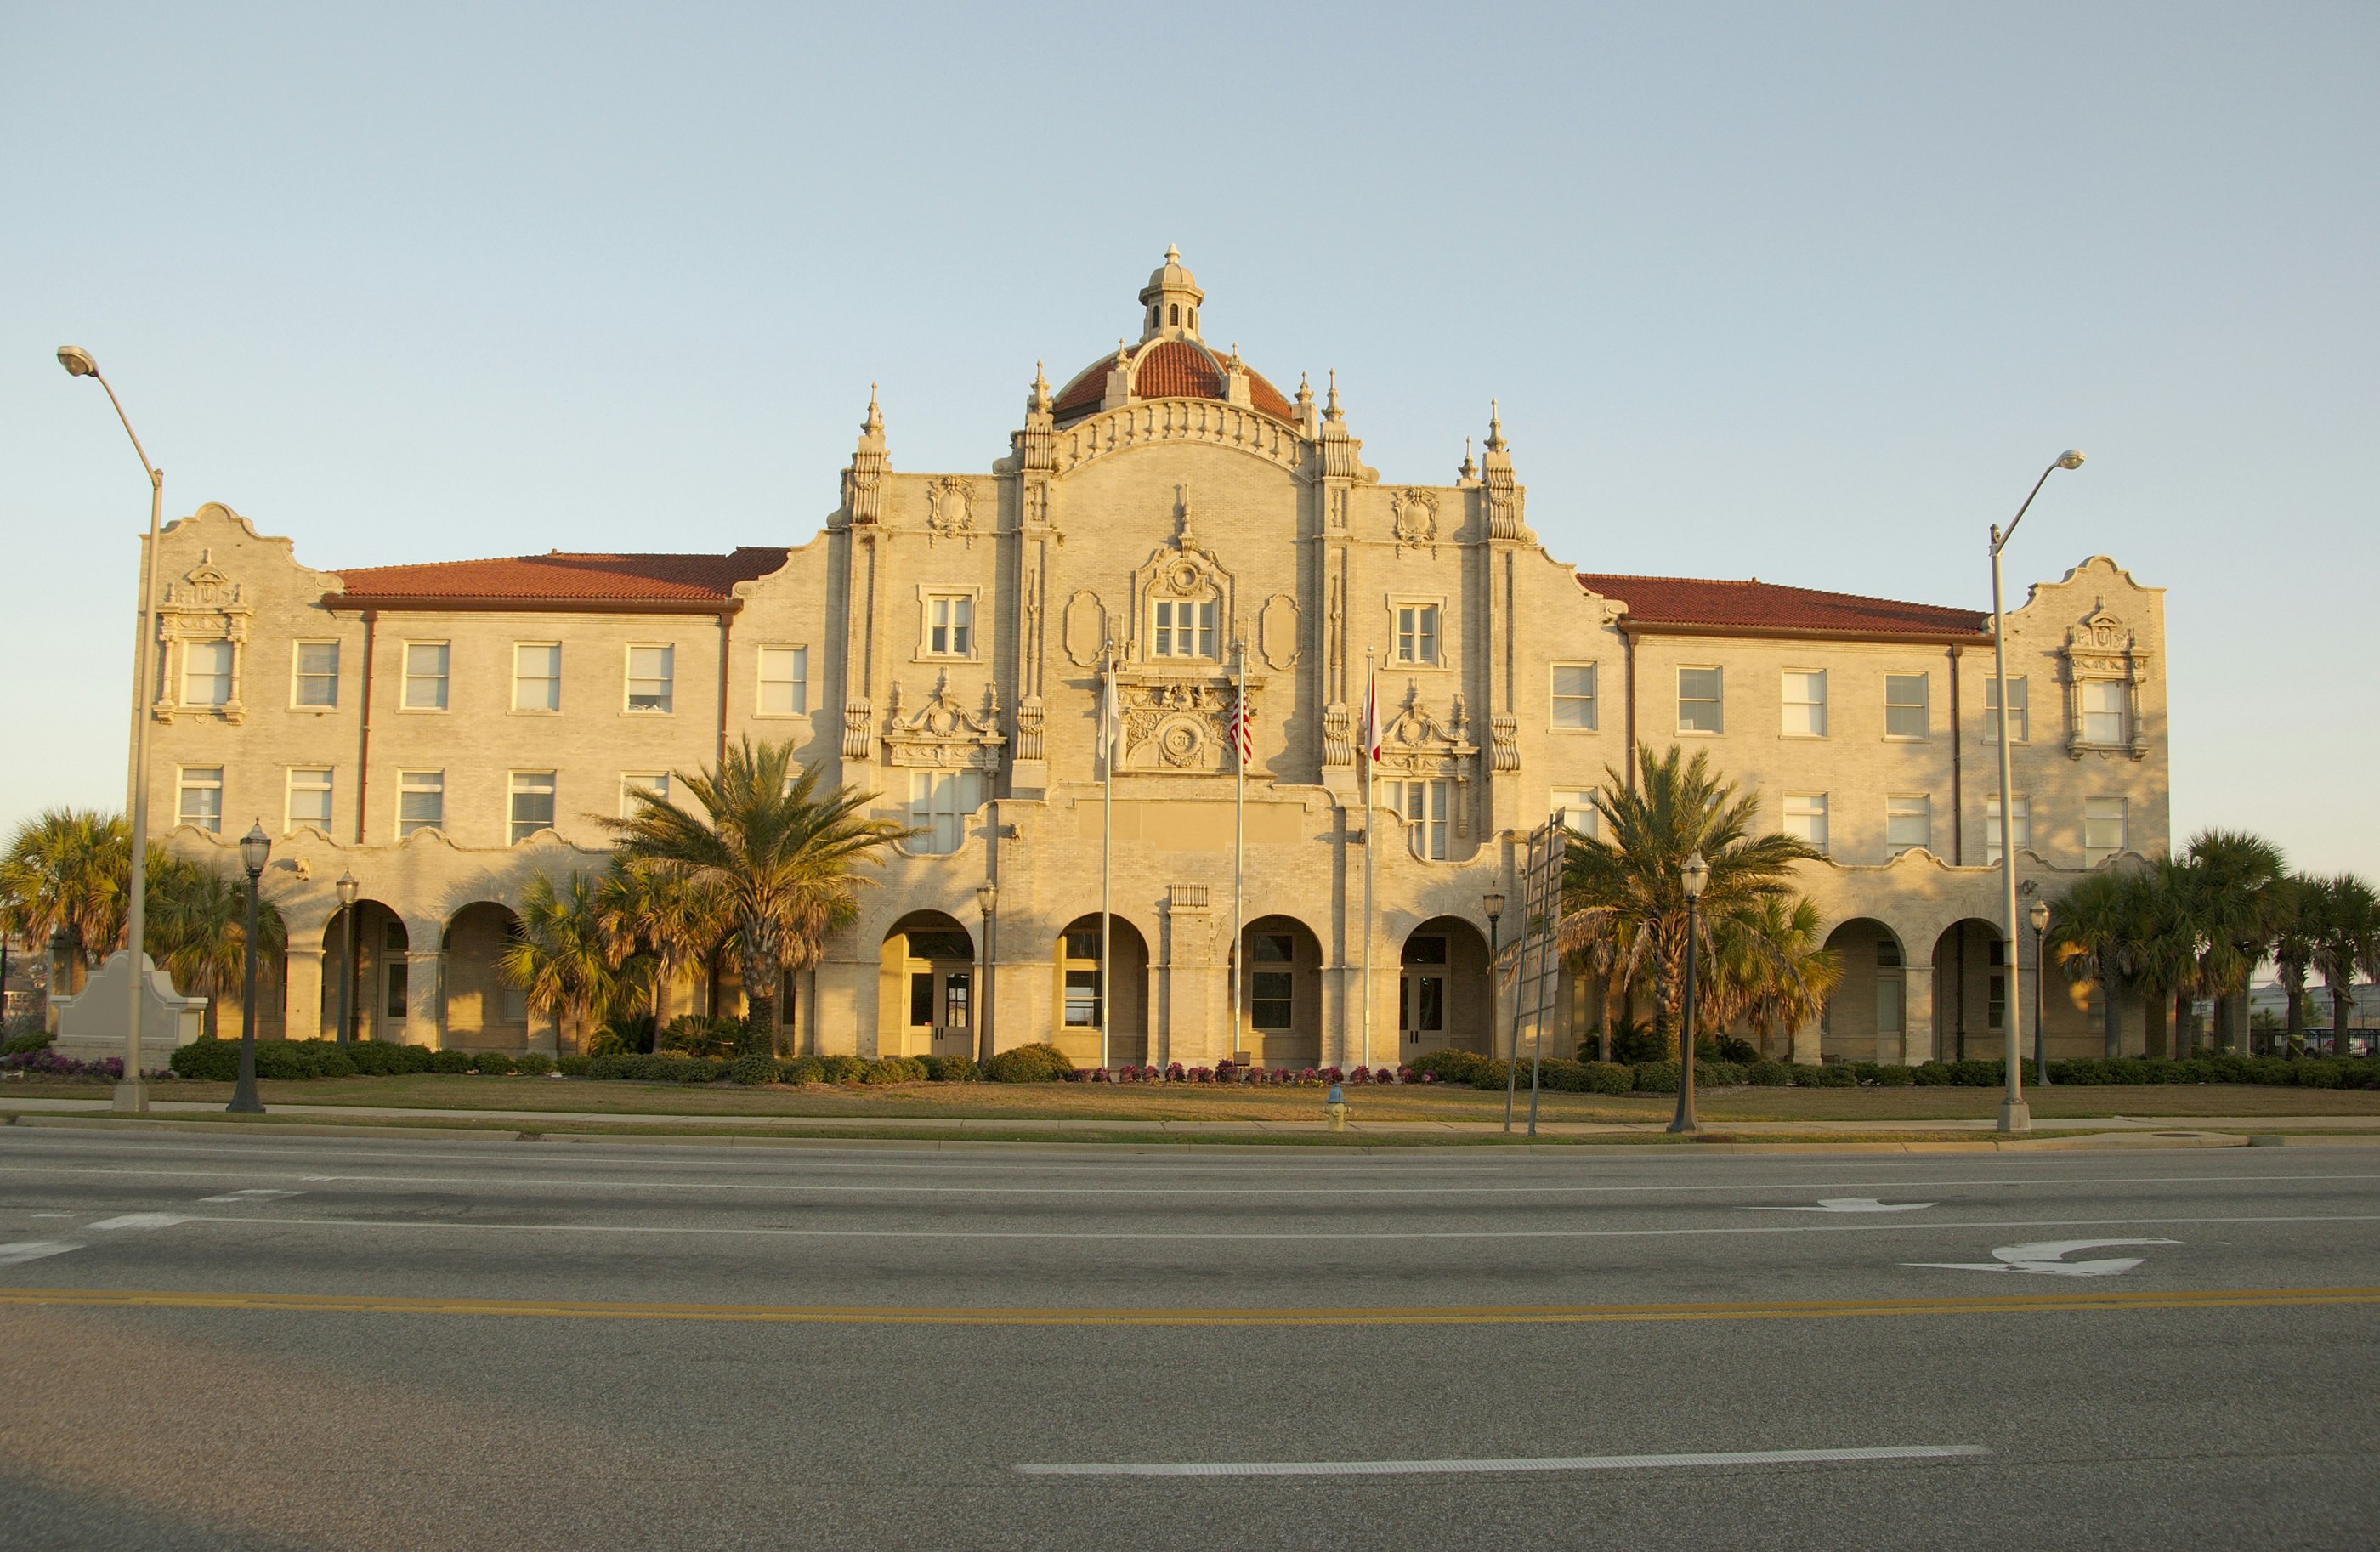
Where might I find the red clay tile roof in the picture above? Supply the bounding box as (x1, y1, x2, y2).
(332, 547, 789, 607)
(1050, 341, 1300, 428)
(1577, 573, 1989, 640)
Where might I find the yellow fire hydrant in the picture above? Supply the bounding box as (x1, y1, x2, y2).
(1324, 1082, 1348, 1132)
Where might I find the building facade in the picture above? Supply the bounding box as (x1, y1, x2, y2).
(136, 250, 2171, 1066)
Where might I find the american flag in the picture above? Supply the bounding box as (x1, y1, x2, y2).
(1230, 688, 1254, 765)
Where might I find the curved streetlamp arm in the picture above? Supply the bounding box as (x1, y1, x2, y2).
(1994, 454, 2081, 557)
(89, 371, 162, 488)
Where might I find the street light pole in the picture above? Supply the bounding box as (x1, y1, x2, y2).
(1483, 891, 1505, 1132)
(2031, 898, 2052, 1087)
(335, 870, 360, 1045)
(975, 881, 998, 1067)
(1669, 851, 1709, 1135)
(58, 346, 164, 1112)
(1989, 450, 2084, 1135)
(230, 824, 270, 1114)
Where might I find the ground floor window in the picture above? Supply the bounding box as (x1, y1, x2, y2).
(1064, 968, 1102, 1027)
(1251, 971, 1293, 1030)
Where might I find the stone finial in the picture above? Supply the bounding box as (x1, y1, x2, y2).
(1324, 369, 1344, 423)
(1459, 436, 1476, 481)
(1295, 372, 1313, 411)
(1485, 399, 1506, 453)
(1114, 338, 1131, 369)
(1028, 360, 1051, 415)
(862, 382, 883, 438)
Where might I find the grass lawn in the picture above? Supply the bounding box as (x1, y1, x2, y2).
(9, 1073, 2380, 1124)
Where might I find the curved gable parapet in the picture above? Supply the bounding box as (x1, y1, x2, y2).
(2017, 553, 2163, 616)
(161, 501, 345, 594)
(1054, 399, 1310, 479)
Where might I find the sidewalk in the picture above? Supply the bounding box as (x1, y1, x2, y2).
(5, 1094, 2379, 1147)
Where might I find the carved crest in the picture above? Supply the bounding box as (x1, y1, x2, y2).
(925, 477, 976, 545)
(165, 551, 242, 609)
(1391, 488, 1438, 552)
(1372, 681, 1478, 775)
(881, 674, 1006, 769)
(1113, 674, 1258, 773)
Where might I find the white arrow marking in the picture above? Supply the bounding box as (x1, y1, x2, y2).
(0, 1240, 84, 1266)
(1907, 1238, 2181, 1277)
(86, 1214, 190, 1232)
(1749, 1198, 1936, 1214)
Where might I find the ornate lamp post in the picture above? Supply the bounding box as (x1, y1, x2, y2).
(2030, 898, 2052, 1086)
(975, 881, 998, 1065)
(230, 823, 271, 1114)
(1989, 450, 2084, 1132)
(57, 345, 165, 1112)
(335, 869, 360, 1045)
(1669, 852, 1709, 1135)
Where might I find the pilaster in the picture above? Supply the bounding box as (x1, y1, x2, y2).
(402, 950, 445, 1049)
(284, 945, 326, 1041)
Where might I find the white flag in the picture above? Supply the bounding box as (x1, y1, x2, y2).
(1102, 668, 1125, 767)
(1360, 673, 1384, 763)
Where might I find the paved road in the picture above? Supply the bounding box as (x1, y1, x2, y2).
(1, 1130, 2374, 1550)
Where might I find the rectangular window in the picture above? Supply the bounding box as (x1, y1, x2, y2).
(620, 773, 669, 817)
(292, 642, 338, 708)
(1877, 974, 1906, 1037)
(2084, 796, 2129, 856)
(926, 595, 973, 657)
(177, 767, 224, 833)
(1408, 975, 1445, 1033)
(944, 972, 971, 1028)
(1152, 599, 1217, 659)
(756, 646, 808, 715)
(908, 769, 985, 855)
(1784, 793, 1829, 854)
(2082, 680, 2127, 745)
(1782, 671, 1827, 737)
(1251, 970, 1294, 1029)
(183, 640, 234, 707)
(1550, 663, 1598, 730)
(1987, 941, 2007, 1030)
(1395, 604, 1440, 666)
(626, 645, 674, 712)
(1677, 667, 1723, 734)
(286, 768, 333, 834)
(1983, 676, 2027, 743)
(508, 771, 557, 844)
(1063, 968, 1102, 1028)
(1884, 673, 1930, 739)
(1885, 795, 1931, 855)
(1552, 788, 1600, 837)
(909, 971, 935, 1028)
(1386, 778, 1452, 860)
(513, 643, 560, 712)
(1985, 795, 2031, 865)
(402, 642, 449, 710)
(398, 770, 445, 837)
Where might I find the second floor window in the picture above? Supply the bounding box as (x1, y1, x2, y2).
(1394, 604, 1440, 665)
(1984, 676, 2027, 742)
(1986, 795, 2031, 864)
(1784, 793, 1828, 853)
(508, 772, 557, 843)
(1884, 674, 1930, 739)
(184, 640, 234, 707)
(514, 644, 561, 711)
(1782, 671, 1827, 737)
(286, 768, 333, 833)
(1151, 599, 1216, 658)
(1385, 778, 1452, 860)
(399, 770, 444, 837)
(756, 646, 808, 714)
(2081, 680, 2128, 745)
(1552, 788, 1601, 836)
(292, 642, 338, 707)
(909, 769, 984, 854)
(926, 595, 973, 657)
(402, 643, 449, 710)
(620, 772, 670, 817)
(626, 645, 674, 712)
(1678, 667, 1723, 734)
(2084, 796, 2129, 856)
(1886, 794, 1931, 855)
(178, 767, 223, 833)
(1551, 664, 1597, 730)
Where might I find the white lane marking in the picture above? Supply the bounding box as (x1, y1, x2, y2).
(1749, 1198, 1936, 1214)
(31, 1213, 72, 1219)
(1908, 1238, 2182, 1278)
(1017, 1444, 1994, 1477)
(200, 1189, 303, 1203)
(87, 1214, 191, 1232)
(0, 1241, 84, 1266)
(156, 1211, 2380, 1244)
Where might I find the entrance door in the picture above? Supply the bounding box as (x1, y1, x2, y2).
(1401, 933, 1448, 1050)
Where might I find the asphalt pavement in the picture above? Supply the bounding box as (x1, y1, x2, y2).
(1, 1129, 2374, 1550)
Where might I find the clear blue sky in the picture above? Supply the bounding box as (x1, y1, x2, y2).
(4, 3, 2373, 873)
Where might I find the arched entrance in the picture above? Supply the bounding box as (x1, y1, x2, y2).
(321, 902, 407, 1044)
(1398, 916, 1492, 1059)
(879, 911, 976, 1060)
(1051, 913, 1150, 1069)
(1931, 918, 2006, 1065)
(443, 903, 530, 1051)
(1232, 915, 1323, 1069)
(1819, 918, 1905, 1063)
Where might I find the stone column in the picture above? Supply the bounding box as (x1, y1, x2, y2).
(1790, 1016, 1822, 1066)
(284, 945, 326, 1042)
(1159, 884, 1224, 1068)
(1902, 960, 1935, 1066)
(814, 955, 869, 1058)
(403, 950, 445, 1049)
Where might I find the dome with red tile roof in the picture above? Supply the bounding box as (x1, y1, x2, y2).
(1046, 247, 1303, 428)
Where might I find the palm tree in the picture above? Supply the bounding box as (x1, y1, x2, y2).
(0, 809, 130, 995)
(145, 852, 288, 1039)
(2050, 866, 2156, 1058)
(603, 739, 912, 1055)
(2180, 830, 2287, 1056)
(1560, 743, 1823, 1057)
(593, 855, 727, 1028)
(2306, 875, 2380, 1059)
(1701, 895, 1842, 1061)
(499, 872, 632, 1056)
(2267, 875, 2316, 1055)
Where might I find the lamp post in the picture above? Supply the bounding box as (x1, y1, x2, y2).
(58, 345, 165, 1112)
(975, 882, 997, 1066)
(1669, 852, 1709, 1135)
(230, 823, 271, 1114)
(1482, 889, 1507, 1131)
(1989, 449, 2084, 1134)
(2030, 898, 2052, 1086)
(335, 869, 360, 1045)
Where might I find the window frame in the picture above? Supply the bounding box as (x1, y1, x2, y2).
(400, 640, 451, 712)
(2083, 796, 2130, 857)
(620, 772, 671, 818)
(507, 770, 558, 845)
(1390, 599, 1445, 667)
(1884, 793, 1932, 856)
(2079, 679, 2128, 748)
(1149, 597, 1219, 660)
(289, 639, 340, 711)
(624, 643, 676, 715)
(512, 642, 562, 714)
(1550, 661, 1599, 732)
(1781, 669, 1827, 739)
(181, 638, 235, 710)
(176, 765, 224, 834)
(1883, 672, 1931, 741)
(1551, 787, 1601, 837)
(917, 587, 981, 660)
(1676, 666, 1724, 735)
(1783, 792, 1829, 855)
(285, 766, 334, 835)
(396, 768, 445, 840)
(1982, 674, 2028, 744)
(907, 769, 986, 855)
(754, 644, 810, 717)
(1984, 794, 2032, 864)
(1384, 777, 1453, 861)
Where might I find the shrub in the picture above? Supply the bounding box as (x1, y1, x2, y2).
(985, 1042, 1074, 1083)
(779, 1056, 825, 1084)
(1413, 1048, 1486, 1083)
(556, 1055, 591, 1076)
(1706, 1036, 1759, 1064)
(586, 1054, 636, 1080)
(473, 1051, 517, 1076)
(1792, 1062, 1856, 1087)
(1870, 1063, 1917, 1086)
(427, 1048, 473, 1074)
(586, 1031, 632, 1058)
(922, 1054, 978, 1082)
(344, 1041, 407, 1075)
(729, 1052, 778, 1086)
(1583, 1061, 1636, 1095)
(168, 1038, 241, 1081)
(1607, 1022, 1667, 1064)
(1633, 1060, 1680, 1094)
(3, 1025, 55, 1056)
(1912, 1061, 1956, 1085)
(513, 1051, 555, 1077)
(659, 1015, 747, 1059)
(1748, 1059, 1793, 1087)
(1697, 1059, 1748, 1088)
(860, 1056, 926, 1085)
(818, 1054, 866, 1085)
(600, 1013, 657, 1054)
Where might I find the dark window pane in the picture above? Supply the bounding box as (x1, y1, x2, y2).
(1254, 933, 1294, 963)
(910, 971, 934, 1027)
(1402, 936, 1448, 966)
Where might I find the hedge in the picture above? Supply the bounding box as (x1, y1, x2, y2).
(167, 1038, 434, 1081)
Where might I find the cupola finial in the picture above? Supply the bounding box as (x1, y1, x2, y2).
(1459, 436, 1476, 480)
(1028, 360, 1051, 414)
(1485, 398, 1506, 453)
(862, 382, 883, 437)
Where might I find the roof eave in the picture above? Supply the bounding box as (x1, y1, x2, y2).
(320, 592, 744, 616)
(1614, 618, 1992, 648)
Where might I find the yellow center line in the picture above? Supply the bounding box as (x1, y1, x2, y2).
(2, 1286, 2375, 1326)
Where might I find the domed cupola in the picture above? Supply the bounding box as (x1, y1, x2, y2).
(1138, 243, 1204, 340)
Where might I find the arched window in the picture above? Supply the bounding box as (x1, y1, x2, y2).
(1149, 306, 1159, 329)
(1169, 303, 1180, 326)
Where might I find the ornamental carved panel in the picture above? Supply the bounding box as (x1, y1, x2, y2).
(1258, 592, 1301, 671)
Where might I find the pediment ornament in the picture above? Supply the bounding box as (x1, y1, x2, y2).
(1374, 681, 1477, 776)
(1391, 488, 1438, 553)
(881, 674, 1006, 769)
(925, 477, 976, 546)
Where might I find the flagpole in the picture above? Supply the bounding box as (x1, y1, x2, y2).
(1361, 649, 1375, 1073)
(1102, 644, 1114, 1074)
(1232, 637, 1246, 1067)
